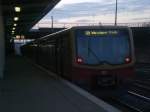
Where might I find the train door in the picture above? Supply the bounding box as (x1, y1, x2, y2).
(56, 36, 64, 76)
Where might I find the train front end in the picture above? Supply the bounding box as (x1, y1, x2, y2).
(71, 26, 135, 86)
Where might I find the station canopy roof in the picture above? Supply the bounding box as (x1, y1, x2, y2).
(1, 0, 60, 35)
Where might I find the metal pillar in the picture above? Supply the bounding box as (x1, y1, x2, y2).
(115, 0, 118, 26)
(51, 16, 54, 32)
(0, 3, 5, 79)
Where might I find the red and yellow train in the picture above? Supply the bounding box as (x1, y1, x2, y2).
(21, 26, 135, 87)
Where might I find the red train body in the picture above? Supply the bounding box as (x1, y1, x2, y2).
(21, 26, 135, 87)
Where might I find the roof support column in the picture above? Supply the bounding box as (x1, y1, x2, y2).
(0, 1, 5, 79)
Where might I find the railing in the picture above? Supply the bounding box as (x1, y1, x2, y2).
(34, 22, 150, 29)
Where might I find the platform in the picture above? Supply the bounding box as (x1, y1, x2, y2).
(0, 56, 120, 112)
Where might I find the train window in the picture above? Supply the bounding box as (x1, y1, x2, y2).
(75, 28, 131, 65)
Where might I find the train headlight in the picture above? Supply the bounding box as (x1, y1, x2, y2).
(125, 57, 131, 63)
(76, 57, 83, 64)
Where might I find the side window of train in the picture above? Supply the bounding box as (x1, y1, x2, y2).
(61, 32, 67, 49)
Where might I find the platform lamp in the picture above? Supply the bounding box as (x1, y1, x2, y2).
(12, 30, 15, 35)
(14, 6, 21, 12)
(14, 23, 17, 27)
(14, 17, 19, 21)
(115, 0, 118, 26)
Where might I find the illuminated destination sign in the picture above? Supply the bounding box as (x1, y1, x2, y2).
(85, 30, 118, 36)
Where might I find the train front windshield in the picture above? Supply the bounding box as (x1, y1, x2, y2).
(75, 28, 131, 65)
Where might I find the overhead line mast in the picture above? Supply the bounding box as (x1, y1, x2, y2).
(115, 0, 118, 26)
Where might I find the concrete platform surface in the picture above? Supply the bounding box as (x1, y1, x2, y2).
(0, 56, 121, 112)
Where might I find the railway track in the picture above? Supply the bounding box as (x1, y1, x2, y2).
(126, 78, 150, 102)
(134, 79, 150, 85)
(111, 91, 150, 112)
(88, 78, 150, 112)
(117, 71, 150, 111)
(133, 80, 150, 91)
(86, 86, 148, 112)
(83, 63, 150, 111)
(111, 76, 150, 111)
(135, 63, 150, 75)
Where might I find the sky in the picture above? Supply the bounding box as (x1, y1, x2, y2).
(34, 0, 150, 28)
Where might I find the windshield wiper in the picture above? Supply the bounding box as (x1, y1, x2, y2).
(87, 38, 102, 64)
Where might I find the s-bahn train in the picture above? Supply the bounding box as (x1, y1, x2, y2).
(21, 26, 135, 87)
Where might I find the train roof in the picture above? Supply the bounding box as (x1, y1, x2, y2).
(71, 25, 129, 29)
(23, 25, 131, 45)
(38, 25, 130, 38)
